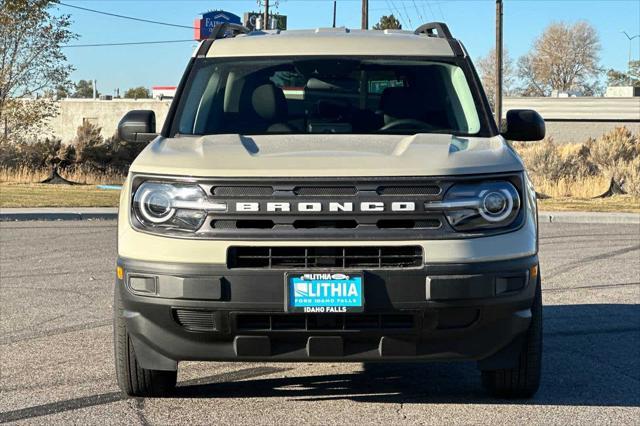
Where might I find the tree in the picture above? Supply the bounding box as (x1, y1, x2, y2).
(606, 61, 640, 87)
(0, 0, 76, 142)
(71, 80, 98, 98)
(124, 86, 151, 99)
(476, 48, 517, 109)
(373, 15, 402, 30)
(518, 21, 601, 96)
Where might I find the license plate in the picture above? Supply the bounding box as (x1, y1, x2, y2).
(286, 272, 364, 313)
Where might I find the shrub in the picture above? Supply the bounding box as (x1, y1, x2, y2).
(0, 138, 64, 169)
(514, 126, 639, 198)
(589, 127, 639, 171)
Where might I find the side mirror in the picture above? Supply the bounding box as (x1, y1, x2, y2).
(501, 109, 545, 142)
(118, 110, 157, 143)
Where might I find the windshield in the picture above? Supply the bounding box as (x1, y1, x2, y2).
(172, 57, 486, 136)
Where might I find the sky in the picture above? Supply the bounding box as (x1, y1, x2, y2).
(53, 0, 640, 95)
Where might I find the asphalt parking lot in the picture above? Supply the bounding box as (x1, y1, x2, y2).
(1, 221, 639, 424)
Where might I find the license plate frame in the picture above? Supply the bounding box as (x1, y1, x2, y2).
(285, 272, 365, 313)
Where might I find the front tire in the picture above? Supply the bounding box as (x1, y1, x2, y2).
(481, 273, 543, 398)
(114, 286, 177, 397)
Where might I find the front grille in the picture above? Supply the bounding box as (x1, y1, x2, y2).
(227, 246, 423, 269)
(377, 185, 441, 196)
(236, 313, 415, 331)
(211, 186, 273, 197)
(212, 220, 275, 229)
(294, 186, 358, 196)
(174, 309, 216, 331)
(193, 177, 463, 240)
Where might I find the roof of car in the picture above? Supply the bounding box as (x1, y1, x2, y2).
(203, 28, 459, 58)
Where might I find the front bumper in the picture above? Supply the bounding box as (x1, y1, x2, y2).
(116, 255, 539, 370)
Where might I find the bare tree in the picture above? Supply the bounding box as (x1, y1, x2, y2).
(518, 21, 601, 96)
(476, 48, 516, 109)
(0, 0, 76, 142)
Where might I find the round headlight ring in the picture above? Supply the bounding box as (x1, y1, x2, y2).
(479, 188, 514, 222)
(138, 188, 176, 224)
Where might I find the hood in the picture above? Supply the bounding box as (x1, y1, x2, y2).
(129, 133, 524, 178)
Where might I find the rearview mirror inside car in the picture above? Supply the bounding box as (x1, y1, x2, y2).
(501, 109, 546, 142)
(118, 110, 157, 143)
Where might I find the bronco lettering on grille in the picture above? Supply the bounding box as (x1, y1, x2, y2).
(234, 201, 417, 213)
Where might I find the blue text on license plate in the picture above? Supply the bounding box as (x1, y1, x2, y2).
(288, 273, 363, 312)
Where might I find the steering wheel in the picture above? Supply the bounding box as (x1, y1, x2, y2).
(379, 119, 437, 132)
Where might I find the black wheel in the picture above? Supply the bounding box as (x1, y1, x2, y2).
(481, 273, 543, 398)
(113, 287, 177, 397)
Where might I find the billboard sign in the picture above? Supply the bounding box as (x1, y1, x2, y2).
(194, 10, 242, 40)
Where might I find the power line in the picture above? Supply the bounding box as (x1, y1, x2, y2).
(62, 40, 195, 48)
(56, 2, 195, 29)
(412, 0, 424, 22)
(424, 0, 436, 21)
(401, 0, 413, 27)
(435, 0, 446, 20)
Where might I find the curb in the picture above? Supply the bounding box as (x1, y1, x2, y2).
(0, 208, 118, 221)
(1, 208, 638, 224)
(538, 211, 639, 225)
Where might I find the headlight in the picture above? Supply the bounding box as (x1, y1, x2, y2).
(425, 181, 521, 231)
(132, 182, 226, 233)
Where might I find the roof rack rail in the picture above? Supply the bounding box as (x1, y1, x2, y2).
(414, 22, 464, 58)
(414, 22, 453, 39)
(196, 23, 251, 57)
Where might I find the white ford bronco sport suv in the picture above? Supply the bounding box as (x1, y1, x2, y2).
(114, 22, 546, 398)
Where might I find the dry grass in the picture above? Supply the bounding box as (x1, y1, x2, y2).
(530, 175, 612, 198)
(539, 196, 640, 213)
(0, 183, 121, 208)
(0, 166, 125, 185)
(514, 127, 640, 199)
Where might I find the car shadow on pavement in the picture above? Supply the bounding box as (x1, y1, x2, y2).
(175, 303, 640, 407)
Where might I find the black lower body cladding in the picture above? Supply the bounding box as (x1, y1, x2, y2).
(115, 255, 539, 369)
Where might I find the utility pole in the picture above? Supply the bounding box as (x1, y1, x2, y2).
(361, 0, 368, 30)
(495, 0, 503, 128)
(333, 1, 337, 28)
(264, 0, 270, 30)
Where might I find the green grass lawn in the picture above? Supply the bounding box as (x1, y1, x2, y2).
(1, 183, 639, 213)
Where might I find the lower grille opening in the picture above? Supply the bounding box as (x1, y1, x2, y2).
(293, 220, 358, 229)
(272, 315, 306, 330)
(235, 313, 415, 331)
(228, 246, 423, 269)
(345, 315, 380, 329)
(174, 309, 216, 332)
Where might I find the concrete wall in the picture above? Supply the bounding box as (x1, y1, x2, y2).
(47, 99, 172, 143)
(503, 97, 640, 144)
(502, 97, 640, 121)
(46, 97, 640, 144)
